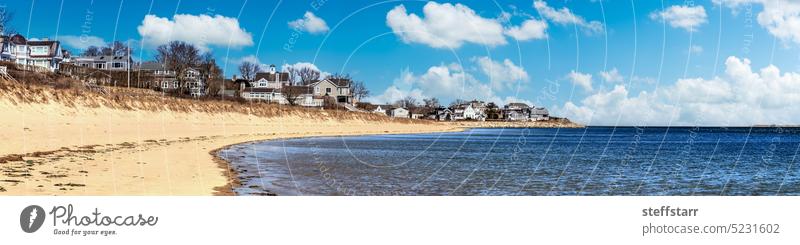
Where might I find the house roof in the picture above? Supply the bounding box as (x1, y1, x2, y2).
(139, 62, 169, 71)
(506, 102, 530, 108)
(242, 87, 276, 93)
(28, 40, 61, 58)
(254, 72, 290, 82)
(78, 55, 132, 62)
(327, 78, 351, 87)
(7, 34, 26, 45)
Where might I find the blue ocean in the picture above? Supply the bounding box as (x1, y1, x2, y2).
(219, 127, 800, 196)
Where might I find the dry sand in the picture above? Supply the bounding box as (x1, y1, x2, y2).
(0, 92, 459, 195)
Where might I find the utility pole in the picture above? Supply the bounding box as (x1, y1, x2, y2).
(127, 40, 131, 88)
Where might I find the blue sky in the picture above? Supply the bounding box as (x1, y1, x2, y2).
(3, 0, 800, 126)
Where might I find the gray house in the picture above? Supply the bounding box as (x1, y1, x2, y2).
(72, 55, 133, 71)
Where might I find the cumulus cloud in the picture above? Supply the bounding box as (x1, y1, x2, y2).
(568, 71, 593, 92)
(60, 35, 106, 50)
(369, 61, 516, 105)
(557, 56, 800, 126)
(599, 68, 624, 83)
(650, 5, 708, 32)
(281, 62, 331, 79)
(288, 11, 330, 34)
(137, 14, 253, 51)
(474, 56, 529, 90)
(690, 44, 704, 54)
(386, 2, 507, 48)
(715, 0, 800, 45)
(533, 0, 603, 34)
(504, 19, 548, 41)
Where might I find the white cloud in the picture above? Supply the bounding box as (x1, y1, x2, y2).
(288, 11, 330, 34)
(533, 0, 603, 34)
(137, 14, 253, 51)
(60, 35, 106, 50)
(650, 5, 708, 32)
(568, 70, 593, 92)
(599, 68, 624, 83)
(716, 0, 800, 45)
(690, 44, 704, 54)
(386, 2, 507, 48)
(281, 62, 331, 79)
(369, 62, 513, 105)
(504, 18, 548, 41)
(557, 56, 800, 126)
(474, 56, 529, 90)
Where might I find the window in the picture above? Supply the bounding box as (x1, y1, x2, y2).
(315, 87, 320, 93)
(326, 88, 332, 93)
(173, 81, 179, 88)
(112, 63, 124, 68)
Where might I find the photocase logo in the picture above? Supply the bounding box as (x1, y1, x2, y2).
(20, 205, 46, 233)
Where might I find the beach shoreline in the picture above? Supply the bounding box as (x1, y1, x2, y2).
(0, 80, 580, 196)
(211, 120, 583, 196)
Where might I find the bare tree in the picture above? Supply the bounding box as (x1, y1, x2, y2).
(395, 96, 418, 109)
(82, 46, 102, 56)
(423, 97, 440, 108)
(0, 10, 13, 34)
(281, 86, 307, 106)
(103, 41, 133, 56)
(238, 61, 260, 80)
(287, 67, 321, 85)
(350, 80, 369, 102)
(449, 99, 468, 108)
(155, 41, 202, 94)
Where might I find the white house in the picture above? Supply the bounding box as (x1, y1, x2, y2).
(252, 65, 290, 89)
(530, 107, 550, 121)
(0, 34, 64, 72)
(452, 104, 483, 120)
(389, 107, 409, 118)
(372, 105, 389, 115)
(241, 88, 278, 101)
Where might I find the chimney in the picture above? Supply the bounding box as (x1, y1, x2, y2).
(233, 74, 237, 80)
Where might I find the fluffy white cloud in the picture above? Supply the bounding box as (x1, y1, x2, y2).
(474, 56, 529, 90)
(288, 11, 330, 34)
(650, 5, 708, 32)
(60, 35, 106, 50)
(533, 0, 603, 34)
(386, 2, 507, 48)
(568, 71, 593, 92)
(690, 44, 704, 54)
(599, 68, 624, 83)
(715, 0, 800, 45)
(557, 56, 800, 126)
(369, 61, 517, 105)
(504, 19, 548, 41)
(137, 14, 253, 51)
(281, 62, 331, 79)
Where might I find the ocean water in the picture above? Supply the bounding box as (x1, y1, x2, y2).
(219, 127, 800, 196)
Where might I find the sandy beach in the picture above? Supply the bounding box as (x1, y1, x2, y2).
(0, 78, 581, 195)
(0, 82, 467, 195)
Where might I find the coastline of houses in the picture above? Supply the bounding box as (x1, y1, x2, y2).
(356, 99, 550, 122)
(1, 33, 557, 122)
